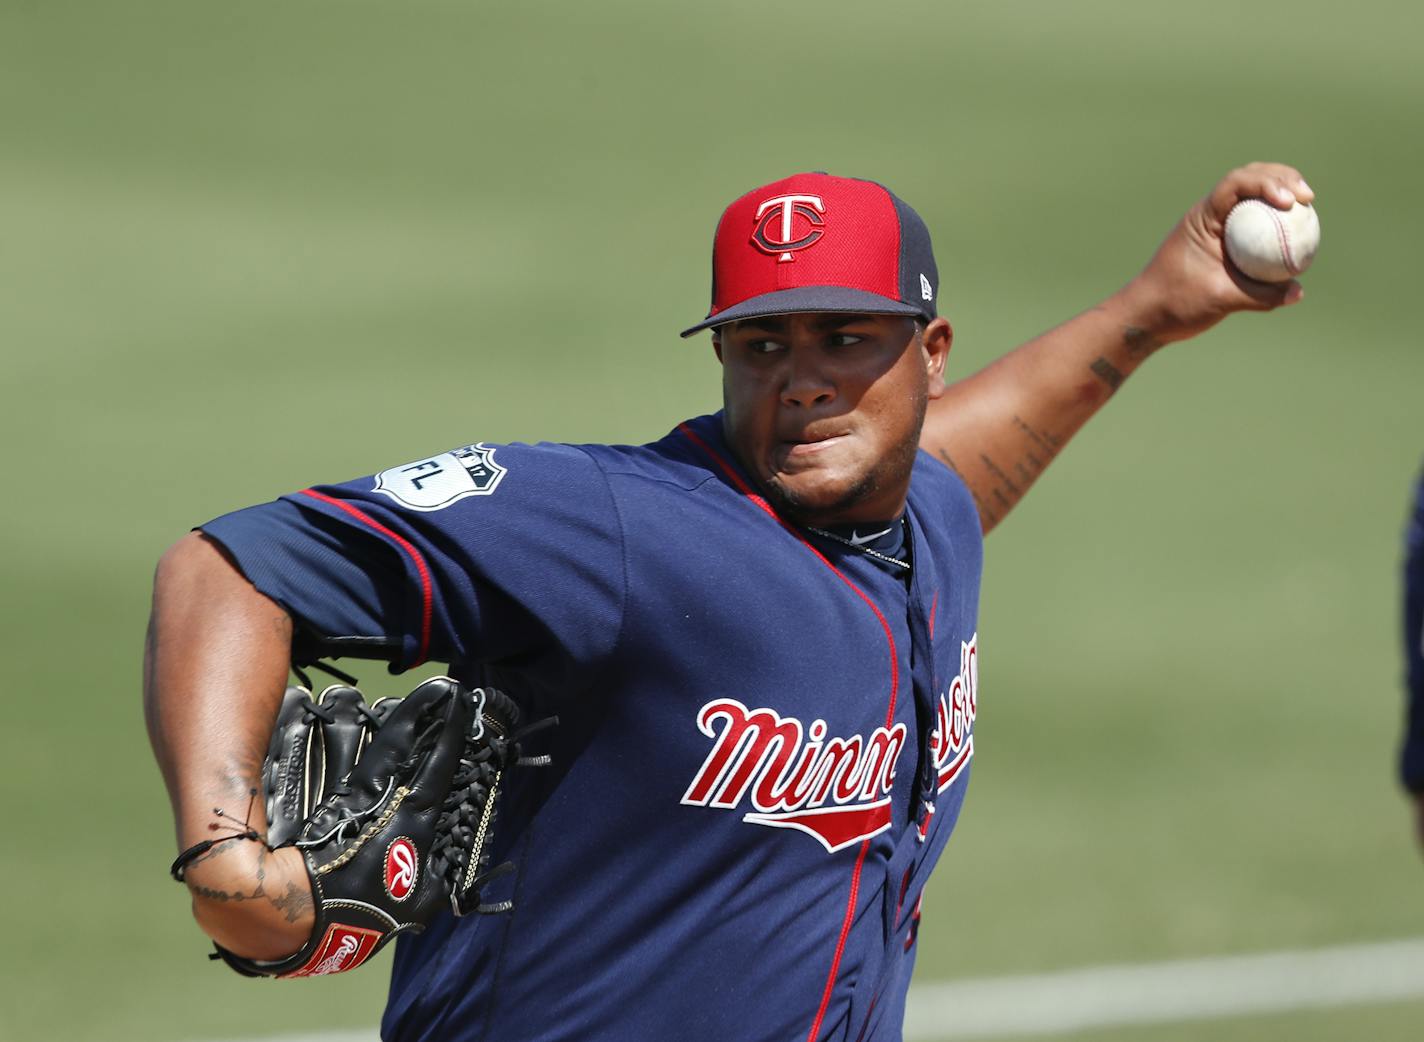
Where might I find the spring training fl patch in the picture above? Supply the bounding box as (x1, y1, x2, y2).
(373, 443, 507, 511)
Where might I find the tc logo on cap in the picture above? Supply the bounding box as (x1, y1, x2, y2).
(751, 194, 826, 262)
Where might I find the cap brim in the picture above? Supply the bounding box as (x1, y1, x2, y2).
(679, 286, 924, 338)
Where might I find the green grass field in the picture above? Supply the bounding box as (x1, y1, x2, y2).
(2, 1, 1422, 1039)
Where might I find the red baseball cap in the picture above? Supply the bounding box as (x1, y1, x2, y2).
(680, 172, 939, 337)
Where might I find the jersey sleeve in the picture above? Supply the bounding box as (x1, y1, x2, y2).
(1402, 467, 1424, 792)
(200, 441, 627, 689)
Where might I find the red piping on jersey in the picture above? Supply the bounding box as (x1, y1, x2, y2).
(678, 422, 900, 1042)
(298, 489, 433, 667)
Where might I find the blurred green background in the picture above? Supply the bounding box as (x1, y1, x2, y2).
(2, 0, 1421, 1039)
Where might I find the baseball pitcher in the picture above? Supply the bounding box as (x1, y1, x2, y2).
(146, 163, 1312, 1041)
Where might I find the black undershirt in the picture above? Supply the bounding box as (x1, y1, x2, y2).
(808, 518, 911, 577)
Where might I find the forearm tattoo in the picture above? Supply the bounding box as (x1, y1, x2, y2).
(1011, 414, 1061, 470)
(941, 416, 1064, 528)
(937, 448, 999, 527)
(1124, 325, 1164, 357)
(942, 318, 1154, 529)
(271, 879, 314, 923)
(187, 844, 271, 905)
(1089, 357, 1124, 391)
(185, 844, 310, 922)
(1090, 325, 1163, 392)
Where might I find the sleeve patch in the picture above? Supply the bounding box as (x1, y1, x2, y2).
(373, 444, 507, 512)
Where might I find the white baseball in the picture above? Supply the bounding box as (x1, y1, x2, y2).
(1223, 198, 1321, 283)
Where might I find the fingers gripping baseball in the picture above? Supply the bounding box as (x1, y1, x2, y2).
(1205, 162, 1314, 224)
(1208, 163, 1317, 294)
(1127, 161, 1316, 343)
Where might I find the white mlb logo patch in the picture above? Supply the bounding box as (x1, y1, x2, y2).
(374, 443, 507, 511)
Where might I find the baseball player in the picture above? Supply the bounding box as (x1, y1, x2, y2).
(1402, 465, 1424, 844)
(146, 163, 1312, 1041)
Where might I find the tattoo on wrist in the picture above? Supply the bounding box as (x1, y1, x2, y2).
(1090, 357, 1124, 391)
(188, 848, 269, 904)
(272, 880, 314, 923)
(189, 881, 256, 903)
(186, 846, 308, 920)
(1124, 326, 1163, 357)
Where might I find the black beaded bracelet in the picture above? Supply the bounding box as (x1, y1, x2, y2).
(170, 829, 266, 882)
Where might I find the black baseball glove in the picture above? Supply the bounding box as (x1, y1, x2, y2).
(180, 676, 522, 978)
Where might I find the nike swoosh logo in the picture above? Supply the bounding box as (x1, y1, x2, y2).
(847, 527, 893, 546)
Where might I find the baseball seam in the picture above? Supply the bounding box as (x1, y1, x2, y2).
(1264, 202, 1300, 276)
(1247, 197, 1304, 276)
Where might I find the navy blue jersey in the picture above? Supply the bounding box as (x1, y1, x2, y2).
(203, 413, 984, 1042)
(1402, 466, 1424, 792)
